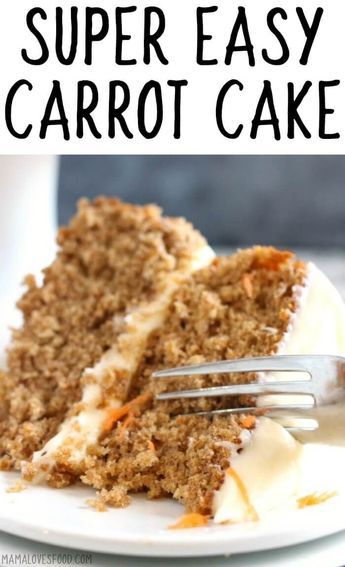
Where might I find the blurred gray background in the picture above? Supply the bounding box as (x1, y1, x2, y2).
(59, 156, 345, 248)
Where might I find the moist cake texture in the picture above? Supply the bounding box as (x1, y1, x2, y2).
(0, 198, 213, 474)
(0, 199, 310, 516)
(79, 248, 308, 513)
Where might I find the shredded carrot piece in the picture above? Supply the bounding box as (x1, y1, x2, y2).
(297, 491, 337, 509)
(239, 415, 256, 429)
(227, 468, 259, 522)
(147, 440, 155, 451)
(252, 249, 293, 271)
(169, 513, 209, 530)
(102, 393, 151, 434)
(242, 273, 254, 299)
(103, 406, 129, 434)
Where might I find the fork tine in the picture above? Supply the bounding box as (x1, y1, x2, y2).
(182, 405, 315, 416)
(156, 381, 315, 400)
(183, 409, 319, 431)
(153, 355, 345, 430)
(153, 355, 313, 379)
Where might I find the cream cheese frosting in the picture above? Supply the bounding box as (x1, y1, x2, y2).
(213, 262, 345, 524)
(278, 262, 345, 357)
(258, 262, 345, 409)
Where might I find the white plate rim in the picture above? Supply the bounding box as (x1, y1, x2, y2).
(1, 472, 345, 557)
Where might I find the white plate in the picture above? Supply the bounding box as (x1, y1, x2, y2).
(1, 471, 345, 557)
(1, 252, 345, 559)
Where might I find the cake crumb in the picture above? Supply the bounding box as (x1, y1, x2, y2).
(98, 486, 131, 508)
(86, 498, 107, 512)
(6, 480, 27, 493)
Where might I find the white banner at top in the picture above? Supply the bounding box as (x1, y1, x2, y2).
(0, 0, 344, 154)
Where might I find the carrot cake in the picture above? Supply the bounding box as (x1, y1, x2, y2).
(76, 247, 345, 517)
(0, 198, 214, 476)
(1, 198, 345, 522)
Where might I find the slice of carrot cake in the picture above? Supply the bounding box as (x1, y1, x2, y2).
(78, 247, 345, 518)
(0, 198, 214, 480)
(76, 247, 304, 513)
(2, 200, 345, 523)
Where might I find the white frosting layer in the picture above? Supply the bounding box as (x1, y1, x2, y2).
(279, 262, 345, 357)
(258, 263, 345, 408)
(28, 244, 215, 477)
(214, 263, 345, 524)
(214, 418, 301, 523)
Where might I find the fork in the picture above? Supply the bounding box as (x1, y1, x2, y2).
(153, 355, 345, 431)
